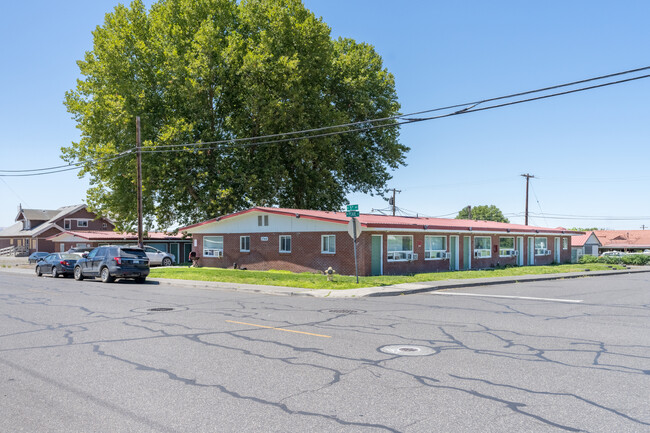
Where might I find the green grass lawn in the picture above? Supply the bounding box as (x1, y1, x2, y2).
(149, 263, 625, 290)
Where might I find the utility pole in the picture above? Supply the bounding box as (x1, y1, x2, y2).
(136, 116, 143, 248)
(466, 205, 472, 220)
(521, 173, 535, 226)
(388, 188, 401, 216)
(642, 224, 647, 230)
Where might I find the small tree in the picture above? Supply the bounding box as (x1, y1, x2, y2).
(456, 205, 509, 223)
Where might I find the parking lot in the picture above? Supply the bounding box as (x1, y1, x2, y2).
(1, 270, 649, 432)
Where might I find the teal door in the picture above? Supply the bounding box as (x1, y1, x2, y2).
(463, 236, 471, 270)
(371, 235, 382, 276)
(449, 236, 457, 271)
(170, 243, 179, 264)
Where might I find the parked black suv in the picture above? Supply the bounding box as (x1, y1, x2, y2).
(73, 245, 150, 283)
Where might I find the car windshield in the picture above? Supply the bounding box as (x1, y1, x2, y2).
(120, 249, 147, 259)
(60, 254, 79, 260)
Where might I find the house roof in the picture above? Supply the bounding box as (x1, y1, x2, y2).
(181, 207, 579, 235)
(593, 230, 650, 249)
(17, 208, 61, 221)
(0, 204, 97, 239)
(569, 231, 601, 247)
(46, 230, 186, 242)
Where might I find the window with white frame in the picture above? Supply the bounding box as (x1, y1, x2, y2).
(77, 220, 89, 228)
(279, 235, 291, 253)
(203, 236, 224, 257)
(258, 215, 269, 227)
(64, 219, 71, 230)
(535, 237, 548, 255)
(387, 235, 413, 261)
(424, 235, 446, 259)
(102, 222, 108, 229)
(474, 236, 491, 258)
(562, 238, 568, 250)
(240, 236, 250, 252)
(321, 235, 335, 254)
(499, 237, 515, 257)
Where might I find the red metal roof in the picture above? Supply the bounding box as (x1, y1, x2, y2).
(181, 207, 576, 235)
(46, 230, 185, 241)
(594, 230, 650, 249)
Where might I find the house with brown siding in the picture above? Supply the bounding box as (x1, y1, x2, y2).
(0, 204, 114, 255)
(181, 207, 577, 276)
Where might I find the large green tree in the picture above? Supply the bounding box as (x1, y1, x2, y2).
(456, 205, 510, 223)
(63, 0, 406, 231)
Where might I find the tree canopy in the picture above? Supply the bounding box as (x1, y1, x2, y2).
(64, 0, 406, 231)
(455, 205, 509, 223)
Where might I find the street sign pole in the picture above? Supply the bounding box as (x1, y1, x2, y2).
(352, 217, 359, 284)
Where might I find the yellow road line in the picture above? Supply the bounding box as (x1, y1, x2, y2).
(226, 320, 331, 338)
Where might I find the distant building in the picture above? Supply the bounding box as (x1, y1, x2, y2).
(0, 204, 114, 256)
(593, 230, 650, 253)
(180, 207, 577, 276)
(47, 230, 192, 264)
(570, 231, 601, 262)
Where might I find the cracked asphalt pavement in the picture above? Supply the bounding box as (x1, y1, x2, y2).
(1, 271, 649, 432)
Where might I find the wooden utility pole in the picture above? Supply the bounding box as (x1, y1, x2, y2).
(642, 224, 647, 230)
(389, 188, 401, 216)
(521, 173, 535, 225)
(466, 205, 472, 220)
(136, 116, 143, 248)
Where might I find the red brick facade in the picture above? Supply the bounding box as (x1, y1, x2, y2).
(192, 231, 572, 276)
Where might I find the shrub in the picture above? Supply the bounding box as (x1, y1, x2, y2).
(622, 254, 650, 266)
(578, 255, 599, 264)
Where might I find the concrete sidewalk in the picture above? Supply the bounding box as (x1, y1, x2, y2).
(2, 263, 649, 298)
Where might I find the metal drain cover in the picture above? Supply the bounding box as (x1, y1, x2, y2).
(130, 306, 188, 313)
(379, 345, 435, 356)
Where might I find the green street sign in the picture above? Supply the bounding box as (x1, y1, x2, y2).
(346, 211, 360, 217)
(346, 204, 359, 211)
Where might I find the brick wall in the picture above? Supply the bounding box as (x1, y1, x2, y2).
(192, 231, 573, 276)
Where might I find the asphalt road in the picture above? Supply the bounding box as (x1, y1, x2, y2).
(1, 271, 649, 432)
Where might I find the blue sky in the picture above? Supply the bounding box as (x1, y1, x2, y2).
(1, 1, 649, 230)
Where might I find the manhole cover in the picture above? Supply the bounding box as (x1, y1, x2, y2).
(328, 309, 361, 314)
(379, 345, 435, 356)
(130, 306, 188, 313)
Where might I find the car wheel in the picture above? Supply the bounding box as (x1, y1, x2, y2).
(135, 277, 146, 284)
(52, 267, 58, 278)
(100, 267, 115, 283)
(162, 257, 172, 267)
(35, 266, 42, 277)
(74, 266, 84, 281)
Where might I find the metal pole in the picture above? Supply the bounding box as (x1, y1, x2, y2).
(352, 217, 359, 284)
(136, 116, 143, 248)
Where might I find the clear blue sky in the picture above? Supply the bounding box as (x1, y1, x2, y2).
(1, 0, 649, 230)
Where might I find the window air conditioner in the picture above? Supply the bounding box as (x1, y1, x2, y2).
(412, 253, 418, 261)
(545, 250, 552, 256)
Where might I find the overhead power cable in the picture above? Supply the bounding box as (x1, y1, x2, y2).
(2, 66, 650, 176)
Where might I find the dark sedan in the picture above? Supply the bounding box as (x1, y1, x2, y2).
(28, 252, 49, 264)
(35, 253, 80, 278)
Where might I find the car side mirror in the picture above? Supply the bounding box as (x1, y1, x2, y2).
(82, 252, 89, 258)
(37, 258, 44, 262)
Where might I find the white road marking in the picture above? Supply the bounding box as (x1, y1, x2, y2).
(429, 292, 583, 303)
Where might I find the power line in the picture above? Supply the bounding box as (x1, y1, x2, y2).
(0, 151, 133, 176)
(137, 65, 650, 152)
(4, 66, 650, 175)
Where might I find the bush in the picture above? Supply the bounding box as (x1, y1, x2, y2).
(578, 255, 599, 264)
(622, 254, 650, 266)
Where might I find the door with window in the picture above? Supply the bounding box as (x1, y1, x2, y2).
(450, 236, 459, 271)
(528, 237, 535, 265)
(554, 238, 561, 263)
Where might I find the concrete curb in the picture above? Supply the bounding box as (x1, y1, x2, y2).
(3, 266, 649, 298)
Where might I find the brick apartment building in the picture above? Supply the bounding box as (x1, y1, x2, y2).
(181, 207, 576, 276)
